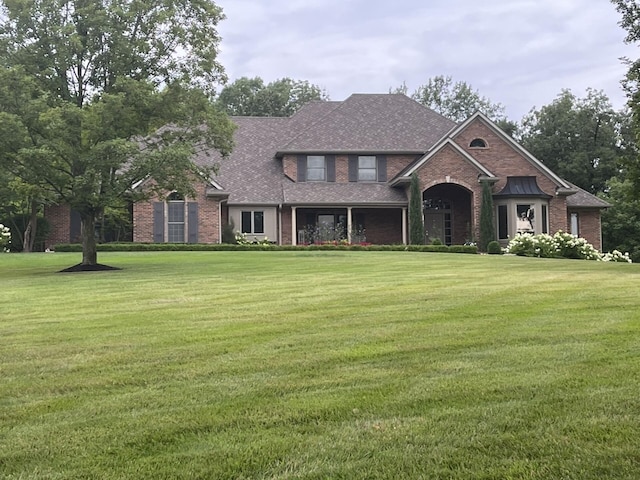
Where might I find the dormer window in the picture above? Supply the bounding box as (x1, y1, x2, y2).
(470, 138, 487, 148)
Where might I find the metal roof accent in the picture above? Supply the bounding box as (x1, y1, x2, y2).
(494, 176, 552, 198)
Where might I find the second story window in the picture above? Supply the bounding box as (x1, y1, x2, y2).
(358, 156, 377, 181)
(307, 156, 326, 181)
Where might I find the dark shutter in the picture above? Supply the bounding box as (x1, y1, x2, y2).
(187, 202, 198, 243)
(377, 155, 387, 182)
(348, 155, 358, 182)
(297, 155, 306, 182)
(70, 209, 81, 242)
(326, 155, 336, 182)
(153, 202, 165, 243)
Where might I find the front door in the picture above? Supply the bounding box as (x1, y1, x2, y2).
(424, 211, 445, 244)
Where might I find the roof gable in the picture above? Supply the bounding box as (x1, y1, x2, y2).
(452, 112, 571, 189)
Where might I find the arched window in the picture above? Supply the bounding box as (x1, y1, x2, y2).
(470, 138, 487, 148)
(167, 192, 185, 243)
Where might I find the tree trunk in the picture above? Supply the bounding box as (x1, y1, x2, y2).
(22, 201, 38, 253)
(80, 213, 98, 265)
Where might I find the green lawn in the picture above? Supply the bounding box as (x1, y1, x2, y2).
(1, 251, 639, 479)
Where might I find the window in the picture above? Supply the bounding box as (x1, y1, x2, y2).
(470, 138, 487, 148)
(306, 156, 326, 181)
(498, 205, 508, 240)
(167, 193, 185, 242)
(241, 211, 264, 234)
(358, 156, 377, 181)
(495, 199, 549, 240)
(570, 213, 579, 236)
(516, 204, 534, 234)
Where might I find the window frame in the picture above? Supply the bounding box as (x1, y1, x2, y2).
(167, 193, 185, 243)
(306, 155, 326, 182)
(495, 198, 549, 241)
(470, 138, 488, 148)
(357, 155, 377, 182)
(241, 210, 265, 234)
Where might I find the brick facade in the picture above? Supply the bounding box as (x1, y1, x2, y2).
(44, 99, 607, 250)
(133, 181, 222, 243)
(44, 204, 73, 248)
(569, 209, 603, 251)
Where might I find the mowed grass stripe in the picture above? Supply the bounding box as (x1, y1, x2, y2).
(1, 251, 639, 479)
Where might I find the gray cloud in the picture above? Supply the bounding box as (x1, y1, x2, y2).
(217, 0, 635, 119)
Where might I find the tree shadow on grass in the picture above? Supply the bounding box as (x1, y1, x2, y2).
(59, 263, 122, 273)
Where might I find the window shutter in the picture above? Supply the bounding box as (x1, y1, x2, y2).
(187, 202, 198, 243)
(70, 209, 81, 242)
(327, 155, 336, 182)
(348, 155, 358, 182)
(377, 155, 387, 182)
(297, 155, 306, 182)
(153, 202, 165, 243)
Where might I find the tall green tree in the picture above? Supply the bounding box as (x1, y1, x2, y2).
(520, 89, 624, 195)
(612, 0, 640, 197)
(402, 75, 507, 122)
(409, 173, 425, 245)
(601, 175, 640, 261)
(0, 0, 235, 267)
(217, 77, 328, 117)
(478, 181, 496, 252)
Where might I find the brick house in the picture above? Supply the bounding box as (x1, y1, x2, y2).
(46, 94, 609, 249)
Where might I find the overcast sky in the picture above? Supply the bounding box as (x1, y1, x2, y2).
(215, 0, 637, 121)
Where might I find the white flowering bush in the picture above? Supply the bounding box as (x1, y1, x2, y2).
(505, 231, 631, 262)
(0, 224, 11, 252)
(234, 232, 271, 245)
(600, 250, 633, 263)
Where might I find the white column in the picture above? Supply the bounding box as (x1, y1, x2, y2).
(291, 206, 297, 246)
(402, 207, 408, 245)
(347, 207, 353, 244)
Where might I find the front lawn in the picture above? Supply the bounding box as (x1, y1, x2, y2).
(1, 252, 639, 479)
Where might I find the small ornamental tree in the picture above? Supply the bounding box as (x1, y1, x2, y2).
(409, 173, 425, 244)
(478, 180, 496, 252)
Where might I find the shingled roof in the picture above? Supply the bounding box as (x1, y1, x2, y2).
(206, 94, 456, 205)
(277, 94, 456, 154)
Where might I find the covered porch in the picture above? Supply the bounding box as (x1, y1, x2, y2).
(289, 206, 407, 245)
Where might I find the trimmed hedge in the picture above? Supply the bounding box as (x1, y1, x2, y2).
(54, 243, 479, 254)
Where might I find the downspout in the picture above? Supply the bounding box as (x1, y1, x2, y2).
(292, 206, 297, 246)
(278, 204, 282, 245)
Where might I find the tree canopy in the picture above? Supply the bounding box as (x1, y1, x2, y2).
(393, 75, 507, 123)
(519, 89, 625, 195)
(216, 77, 328, 117)
(0, 0, 235, 267)
(611, 0, 640, 198)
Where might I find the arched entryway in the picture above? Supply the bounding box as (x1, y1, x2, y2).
(423, 184, 473, 245)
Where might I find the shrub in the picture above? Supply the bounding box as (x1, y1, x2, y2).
(0, 224, 10, 252)
(505, 231, 632, 262)
(486, 241, 502, 255)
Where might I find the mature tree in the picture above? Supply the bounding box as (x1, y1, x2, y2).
(217, 77, 328, 117)
(409, 173, 425, 245)
(405, 75, 507, 122)
(478, 181, 496, 252)
(601, 175, 640, 261)
(612, 0, 640, 197)
(520, 89, 624, 195)
(0, 1, 235, 268)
